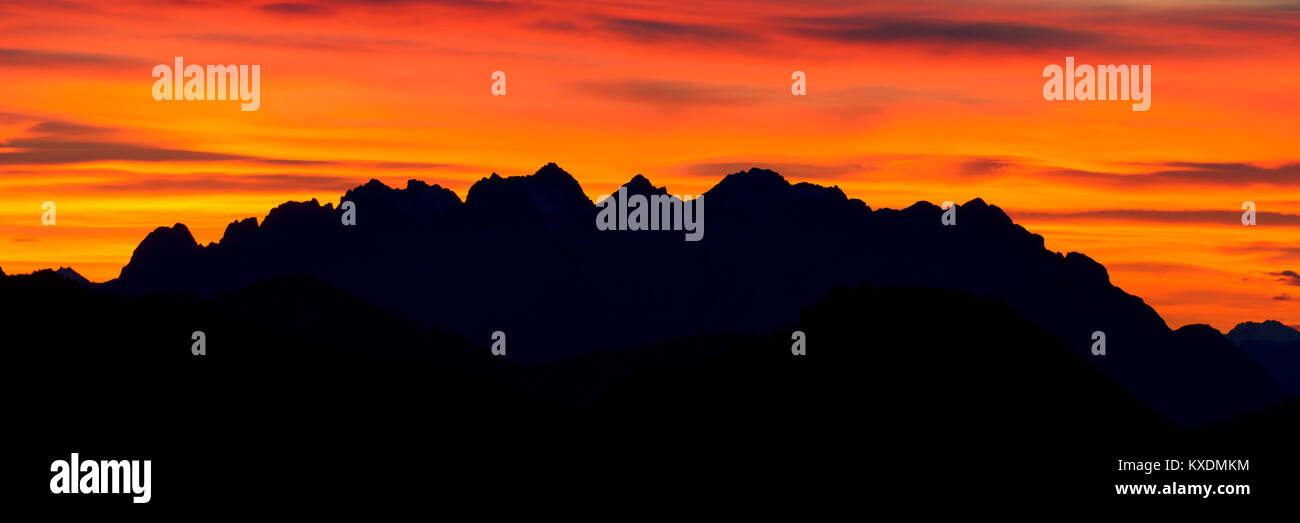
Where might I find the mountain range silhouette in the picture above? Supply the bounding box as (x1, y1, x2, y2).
(7, 161, 1300, 507)
(78, 163, 1289, 426)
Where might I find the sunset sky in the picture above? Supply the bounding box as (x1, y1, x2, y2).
(1, 0, 1298, 331)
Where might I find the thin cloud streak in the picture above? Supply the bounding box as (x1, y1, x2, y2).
(1010, 209, 1300, 226)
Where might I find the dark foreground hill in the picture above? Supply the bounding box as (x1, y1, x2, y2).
(95, 164, 1281, 426)
(4, 270, 1295, 509)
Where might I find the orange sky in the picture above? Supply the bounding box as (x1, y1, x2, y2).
(1, 0, 1298, 331)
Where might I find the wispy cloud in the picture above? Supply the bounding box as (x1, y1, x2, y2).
(174, 32, 425, 53)
(786, 15, 1105, 52)
(575, 79, 763, 106)
(3, 120, 335, 166)
(1220, 242, 1300, 262)
(0, 137, 268, 165)
(0, 48, 137, 67)
(1009, 209, 1300, 226)
(1047, 162, 1300, 188)
(1269, 270, 1300, 286)
(86, 173, 359, 193)
(598, 17, 758, 45)
(258, 2, 336, 17)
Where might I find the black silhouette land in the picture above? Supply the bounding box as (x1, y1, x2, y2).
(7, 164, 1297, 509)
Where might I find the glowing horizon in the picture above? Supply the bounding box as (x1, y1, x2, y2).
(2, 0, 1298, 331)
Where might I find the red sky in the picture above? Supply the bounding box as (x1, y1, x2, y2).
(1, 0, 1298, 331)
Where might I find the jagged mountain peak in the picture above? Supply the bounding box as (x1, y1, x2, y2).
(138, 223, 198, 251)
(707, 167, 790, 196)
(618, 174, 668, 197)
(342, 177, 463, 219)
(466, 163, 592, 217)
(262, 198, 334, 231)
(705, 168, 851, 208)
(219, 217, 259, 246)
(901, 200, 942, 213)
(533, 161, 574, 180)
(117, 223, 201, 282)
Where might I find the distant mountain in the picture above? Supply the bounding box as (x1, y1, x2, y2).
(54, 267, 92, 287)
(99, 163, 1284, 425)
(1228, 320, 1300, 397)
(1229, 320, 1300, 344)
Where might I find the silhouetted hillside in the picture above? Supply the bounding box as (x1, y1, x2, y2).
(93, 164, 1284, 426)
(6, 270, 1295, 508)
